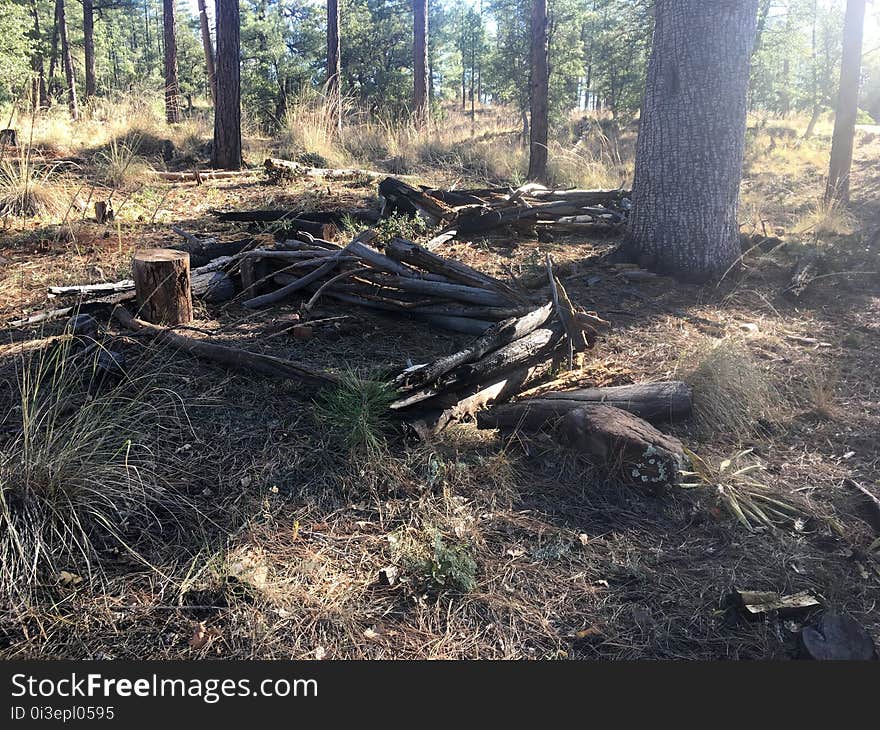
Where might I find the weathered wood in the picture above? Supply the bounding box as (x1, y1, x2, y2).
(395, 303, 553, 392)
(378, 177, 456, 222)
(111, 306, 336, 386)
(385, 237, 525, 303)
(132, 248, 193, 325)
(168, 228, 255, 268)
(264, 157, 385, 182)
(152, 169, 259, 182)
(373, 275, 511, 307)
(243, 256, 340, 308)
(211, 210, 336, 240)
(539, 381, 693, 423)
(391, 325, 562, 409)
(191, 269, 235, 303)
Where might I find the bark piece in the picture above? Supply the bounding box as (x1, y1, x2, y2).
(94, 200, 114, 224)
(132, 248, 193, 325)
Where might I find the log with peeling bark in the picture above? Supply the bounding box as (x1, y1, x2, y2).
(474, 382, 692, 428)
(111, 306, 336, 387)
(152, 169, 260, 182)
(378, 177, 457, 223)
(264, 157, 385, 183)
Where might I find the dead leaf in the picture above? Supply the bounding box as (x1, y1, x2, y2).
(58, 570, 83, 587)
(363, 628, 380, 640)
(314, 646, 327, 660)
(189, 622, 221, 650)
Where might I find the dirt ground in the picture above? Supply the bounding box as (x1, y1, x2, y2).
(0, 131, 878, 660)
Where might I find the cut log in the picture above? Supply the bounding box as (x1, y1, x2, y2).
(538, 382, 692, 423)
(242, 256, 339, 308)
(132, 248, 193, 325)
(264, 157, 385, 183)
(111, 306, 336, 387)
(151, 169, 260, 182)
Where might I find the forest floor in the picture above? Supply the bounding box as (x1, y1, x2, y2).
(0, 110, 879, 659)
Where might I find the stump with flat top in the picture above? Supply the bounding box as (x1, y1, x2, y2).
(132, 248, 193, 325)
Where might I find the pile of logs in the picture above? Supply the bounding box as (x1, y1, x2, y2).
(378, 177, 631, 249)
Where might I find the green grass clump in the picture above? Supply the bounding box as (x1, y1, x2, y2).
(392, 526, 477, 593)
(313, 370, 396, 452)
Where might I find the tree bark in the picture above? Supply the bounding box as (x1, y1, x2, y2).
(132, 249, 193, 325)
(29, 0, 49, 108)
(163, 0, 181, 123)
(58, 0, 78, 120)
(83, 0, 96, 99)
(825, 0, 867, 206)
(327, 0, 341, 130)
(212, 0, 241, 169)
(197, 0, 217, 103)
(527, 0, 549, 182)
(625, 0, 760, 282)
(413, 0, 429, 122)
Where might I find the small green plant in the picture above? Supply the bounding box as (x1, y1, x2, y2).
(373, 212, 431, 244)
(313, 369, 396, 452)
(392, 526, 477, 592)
(680, 448, 806, 532)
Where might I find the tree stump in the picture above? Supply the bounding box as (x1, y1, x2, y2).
(95, 200, 114, 224)
(132, 248, 193, 325)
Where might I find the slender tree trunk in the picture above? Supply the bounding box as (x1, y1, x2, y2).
(413, 0, 429, 122)
(48, 0, 60, 102)
(29, 0, 49, 109)
(197, 0, 217, 103)
(527, 0, 549, 182)
(212, 0, 241, 170)
(83, 0, 96, 99)
(58, 0, 78, 120)
(327, 0, 341, 130)
(625, 0, 759, 282)
(825, 0, 867, 205)
(163, 0, 181, 123)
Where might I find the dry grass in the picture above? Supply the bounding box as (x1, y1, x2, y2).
(676, 336, 783, 441)
(0, 336, 207, 615)
(94, 136, 153, 190)
(0, 151, 66, 218)
(793, 197, 859, 238)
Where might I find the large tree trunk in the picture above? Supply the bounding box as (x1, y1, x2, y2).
(212, 0, 241, 170)
(527, 0, 549, 182)
(327, 0, 341, 130)
(83, 0, 96, 99)
(58, 0, 78, 120)
(197, 0, 217, 103)
(48, 0, 60, 103)
(825, 0, 867, 206)
(625, 0, 759, 282)
(163, 0, 181, 123)
(412, 0, 429, 122)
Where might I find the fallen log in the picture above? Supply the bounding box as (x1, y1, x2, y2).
(394, 303, 553, 392)
(152, 169, 260, 182)
(211, 210, 336, 240)
(538, 382, 692, 423)
(385, 237, 525, 303)
(8, 292, 136, 327)
(243, 256, 340, 308)
(378, 177, 456, 223)
(111, 306, 336, 387)
(372, 275, 511, 307)
(264, 157, 385, 182)
(168, 228, 256, 267)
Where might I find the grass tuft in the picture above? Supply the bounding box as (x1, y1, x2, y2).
(94, 136, 152, 190)
(391, 525, 477, 592)
(677, 336, 781, 441)
(313, 369, 396, 453)
(0, 337, 202, 612)
(0, 152, 64, 218)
